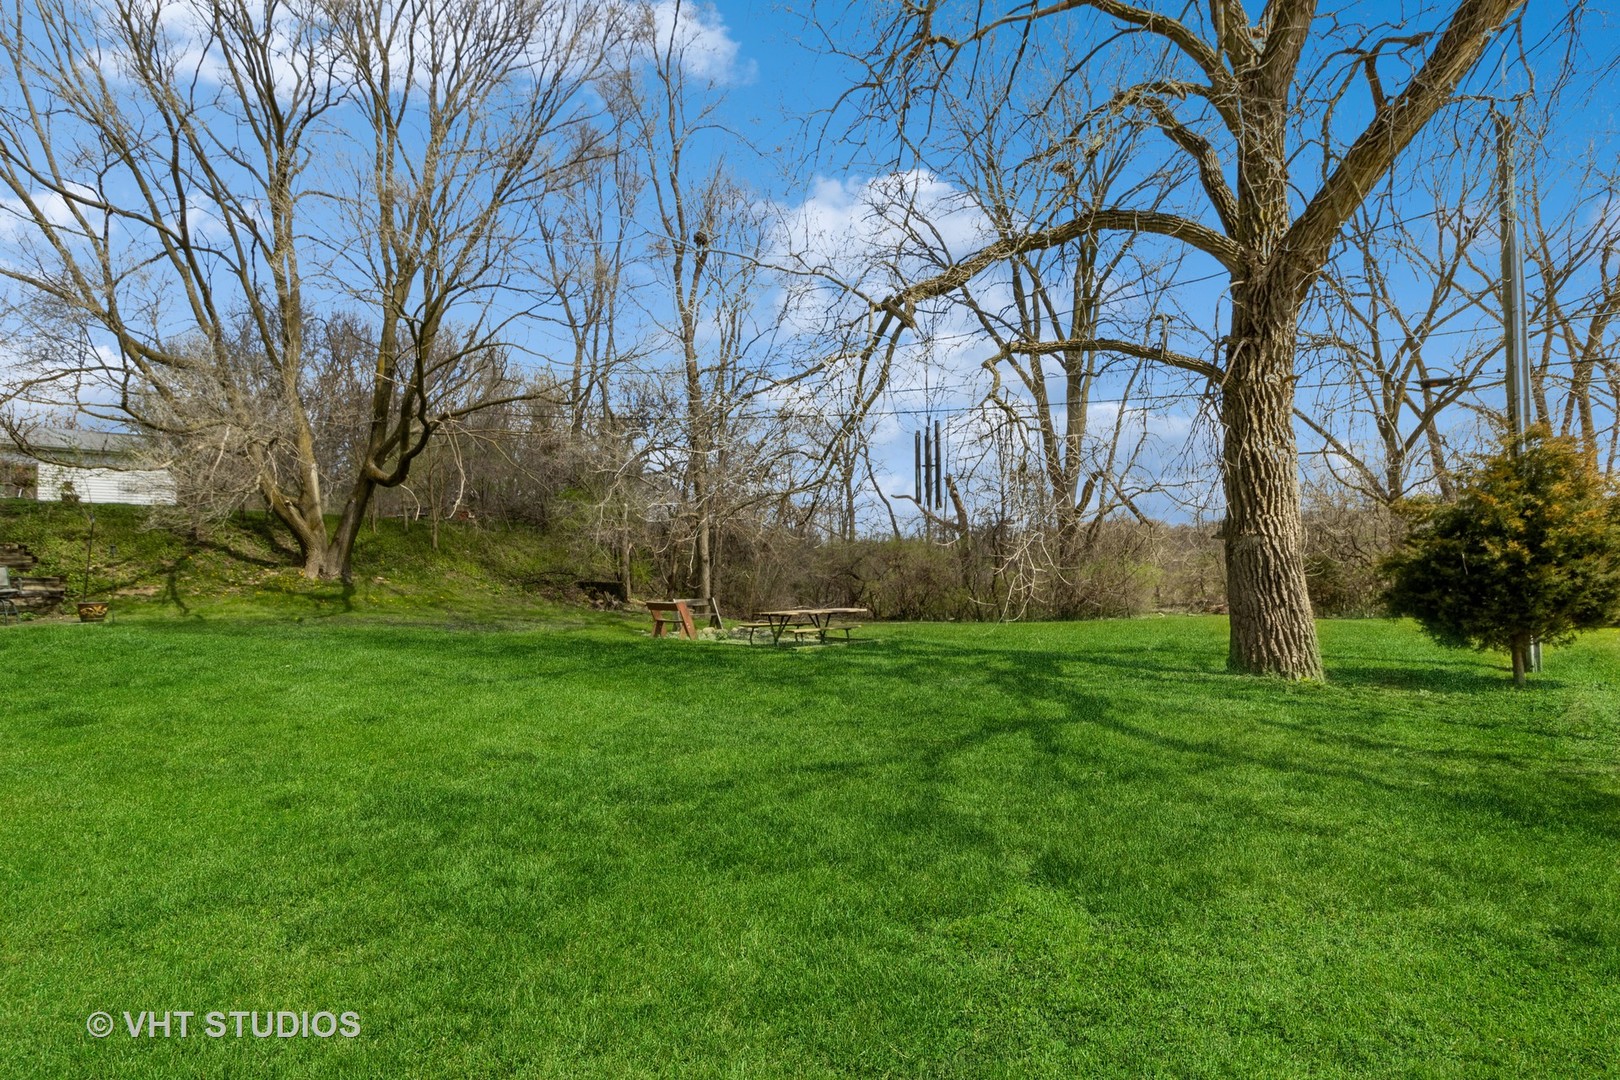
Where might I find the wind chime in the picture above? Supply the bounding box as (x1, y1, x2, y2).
(914, 417, 946, 532)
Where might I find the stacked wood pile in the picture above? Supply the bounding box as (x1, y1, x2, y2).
(1, 543, 67, 613)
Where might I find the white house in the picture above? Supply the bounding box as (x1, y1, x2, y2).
(2, 427, 177, 506)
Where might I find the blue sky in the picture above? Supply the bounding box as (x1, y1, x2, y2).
(642, 1, 1620, 524)
(3, 0, 1615, 529)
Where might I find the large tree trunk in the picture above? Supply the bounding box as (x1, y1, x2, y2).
(325, 482, 376, 582)
(1220, 56, 1323, 680)
(1221, 281, 1322, 679)
(302, 541, 347, 581)
(1052, 501, 1089, 618)
(619, 538, 634, 603)
(291, 477, 377, 582)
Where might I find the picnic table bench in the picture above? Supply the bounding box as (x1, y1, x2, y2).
(751, 607, 869, 645)
(648, 600, 867, 645)
(732, 620, 778, 644)
(787, 623, 863, 643)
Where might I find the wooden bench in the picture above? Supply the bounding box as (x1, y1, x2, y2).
(787, 624, 864, 644)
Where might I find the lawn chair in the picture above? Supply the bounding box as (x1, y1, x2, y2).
(0, 566, 19, 625)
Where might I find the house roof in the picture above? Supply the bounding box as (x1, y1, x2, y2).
(2, 426, 145, 456)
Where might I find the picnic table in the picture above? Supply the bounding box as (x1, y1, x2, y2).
(746, 607, 869, 645)
(646, 600, 699, 639)
(646, 597, 726, 640)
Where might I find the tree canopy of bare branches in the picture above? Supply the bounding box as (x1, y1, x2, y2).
(0, 0, 625, 578)
(829, 0, 1530, 677)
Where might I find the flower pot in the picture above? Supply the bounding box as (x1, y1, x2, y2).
(77, 601, 109, 623)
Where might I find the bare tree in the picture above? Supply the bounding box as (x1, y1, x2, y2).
(1521, 149, 1620, 472)
(947, 81, 1193, 614)
(831, 0, 1529, 677)
(535, 135, 645, 434)
(610, 1, 804, 602)
(0, 0, 624, 579)
(1298, 108, 1620, 509)
(1296, 132, 1503, 506)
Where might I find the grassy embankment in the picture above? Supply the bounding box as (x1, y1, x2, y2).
(0, 499, 604, 622)
(2, 606, 1617, 1077)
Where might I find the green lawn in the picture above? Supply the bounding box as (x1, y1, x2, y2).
(2, 611, 1617, 1078)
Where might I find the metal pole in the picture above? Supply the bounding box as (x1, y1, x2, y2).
(1497, 109, 1541, 672)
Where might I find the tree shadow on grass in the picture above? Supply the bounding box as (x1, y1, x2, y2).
(263, 626, 1617, 969)
(162, 565, 193, 617)
(835, 637, 1620, 844)
(217, 624, 1620, 902)
(1037, 641, 1557, 694)
(250, 578, 356, 616)
(1327, 657, 1562, 693)
(495, 632, 1620, 874)
(192, 536, 286, 569)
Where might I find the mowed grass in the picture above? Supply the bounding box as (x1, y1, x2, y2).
(1, 612, 1617, 1078)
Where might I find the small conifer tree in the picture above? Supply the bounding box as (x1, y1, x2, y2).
(1383, 430, 1620, 686)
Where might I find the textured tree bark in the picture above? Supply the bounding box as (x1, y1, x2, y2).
(1220, 50, 1323, 679)
(302, 542, 346, 582)
(275, 464, 378, 583)
(1510, 633, 1528, 688)
(619, 537, 634, 602)
(696, 508, 714, 601)
(318, 481, 378, 583)
(1221, 282, 1322, 678)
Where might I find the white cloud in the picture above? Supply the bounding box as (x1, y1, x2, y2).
(154, 0, 232, 87)
(779, 171, 989, 274)
(0, 332, 131, 421)
(102, 0, 317, 99)
(105, 0, 613, 104)
(0, 183, 101, 241)
(648, 1, 754, 85)
(769, 170, 995, 357)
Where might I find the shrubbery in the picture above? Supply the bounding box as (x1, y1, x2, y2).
(1383, 431, 1620, 685)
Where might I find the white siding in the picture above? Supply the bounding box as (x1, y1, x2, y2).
(37, 463, 177, 506)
